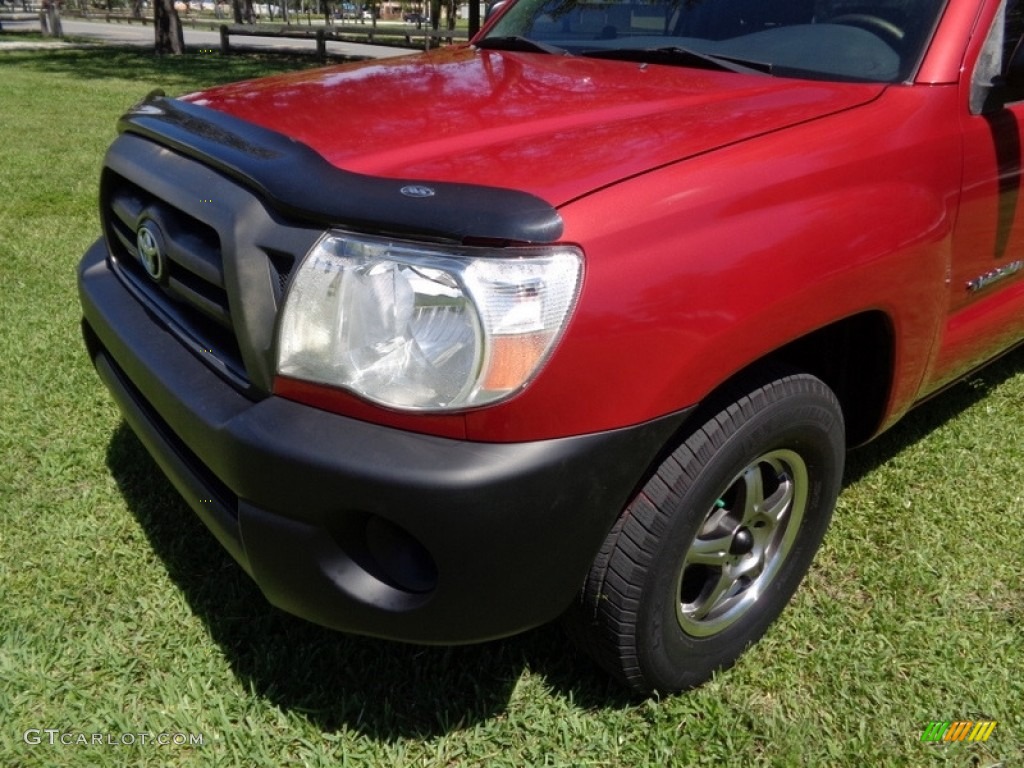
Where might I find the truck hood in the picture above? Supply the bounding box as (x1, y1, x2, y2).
(185, 46, 884, 207)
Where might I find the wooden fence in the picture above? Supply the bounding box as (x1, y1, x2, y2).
(218, 22, 469, 58)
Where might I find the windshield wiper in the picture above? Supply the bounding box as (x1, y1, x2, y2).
(580, 46, 772, 75)
(474, 36, 572, 56)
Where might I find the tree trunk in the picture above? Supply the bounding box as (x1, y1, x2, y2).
(231, 0, 243, 23)
(154, 0, 185, 54)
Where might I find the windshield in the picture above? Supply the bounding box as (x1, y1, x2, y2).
(482, 0, 947, 83)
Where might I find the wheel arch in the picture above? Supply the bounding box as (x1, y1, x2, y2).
(665, 311, 895, 460)
(612, 310, 895, 548)
(768, 310, 895, 447)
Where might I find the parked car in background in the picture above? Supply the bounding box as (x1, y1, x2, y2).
(78, 0, 1024, 693)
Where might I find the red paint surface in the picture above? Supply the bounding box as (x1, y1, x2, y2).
(185, 48, 883, 206)
(228, 0, 1024, 441)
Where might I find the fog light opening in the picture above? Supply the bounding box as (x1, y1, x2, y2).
(364, 516, 438, 594)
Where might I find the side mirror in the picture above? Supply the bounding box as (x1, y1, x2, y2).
(485, 0, 507, 22)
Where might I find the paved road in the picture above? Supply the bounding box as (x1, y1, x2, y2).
(20, 18, 417, 59)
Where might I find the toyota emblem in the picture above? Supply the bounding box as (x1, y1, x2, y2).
(400, 185, 436, 199)
(136, 220, 166, 282)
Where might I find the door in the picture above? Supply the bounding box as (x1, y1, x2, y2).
(938, 0, 1024, 388)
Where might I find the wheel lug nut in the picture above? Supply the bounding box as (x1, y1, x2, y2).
(729, 528, 754, 555)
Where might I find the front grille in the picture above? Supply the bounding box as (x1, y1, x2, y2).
(103, 172, 248, 384)
(109, 176, 228, 324)
(99, 134, 322, 394)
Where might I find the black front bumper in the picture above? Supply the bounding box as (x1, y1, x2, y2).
(79, 238, 690, 643)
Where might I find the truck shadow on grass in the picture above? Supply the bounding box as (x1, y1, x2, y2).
(105, 424, 633, 739)
(104, 344, 1024, 737)
(841, 344, 1024, 487)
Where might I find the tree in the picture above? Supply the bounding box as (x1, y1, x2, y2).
(154, 0, 185, 54)
(231, 0, 254, 23)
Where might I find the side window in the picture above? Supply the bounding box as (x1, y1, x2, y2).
(1005, 0, 1024, 63)
(972, 0, 1024, 113)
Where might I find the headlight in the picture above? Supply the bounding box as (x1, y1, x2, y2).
(275, 231, 583, 411)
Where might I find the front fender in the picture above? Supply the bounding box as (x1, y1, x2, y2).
(464, 85, 961, 440)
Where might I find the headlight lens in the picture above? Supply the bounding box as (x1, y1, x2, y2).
(275, 232, 583, 411)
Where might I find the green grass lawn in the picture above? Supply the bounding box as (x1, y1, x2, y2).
(1, 44, 1021, 768)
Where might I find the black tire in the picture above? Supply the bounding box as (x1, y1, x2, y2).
(566, 370, 845, 694)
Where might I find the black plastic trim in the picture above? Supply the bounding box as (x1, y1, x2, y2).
(88, 331, 251, 576)
(119, 94, 565, 244)
(79, 238, 693, 643)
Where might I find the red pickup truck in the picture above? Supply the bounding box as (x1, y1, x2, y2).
(77, 0, 1024, 693)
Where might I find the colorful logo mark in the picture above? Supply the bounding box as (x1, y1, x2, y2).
(921, 721, 997, 743)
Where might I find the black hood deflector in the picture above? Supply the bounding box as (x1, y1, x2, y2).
(118, 93, 564, 244)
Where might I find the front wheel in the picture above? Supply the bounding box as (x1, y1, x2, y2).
(566, 370, 845, 693)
